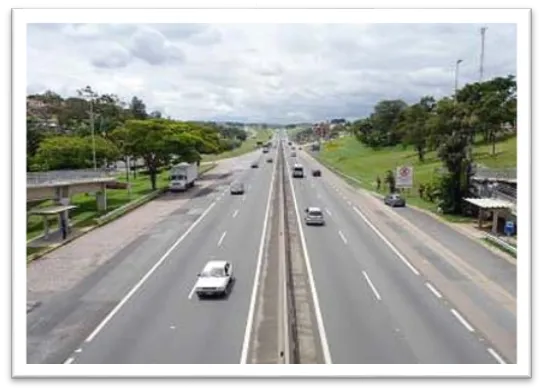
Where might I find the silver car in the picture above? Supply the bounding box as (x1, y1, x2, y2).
(230, 182, 245, 195)
(304, 207, 325, 226)
(384, 193, 406, 207)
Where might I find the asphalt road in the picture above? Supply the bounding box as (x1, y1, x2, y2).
(27, 147, 277, 364)
(284, 147, 510, 364)
(67, 150, 277, 364)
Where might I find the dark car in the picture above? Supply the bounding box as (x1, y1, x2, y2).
(267, 157, 273, 163)
(312, 169, 321, 177)
(230, 182, 245, 195)
(251, 161, 259, 168)
(384, 193, 406, 207)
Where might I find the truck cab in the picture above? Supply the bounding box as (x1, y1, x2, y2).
(292, 164, 304, 178)
(169, 162, 198, 191)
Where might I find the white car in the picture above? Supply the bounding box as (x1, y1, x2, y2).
(194, 261, 234, 298)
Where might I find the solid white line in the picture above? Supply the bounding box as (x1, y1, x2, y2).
(450, 308, 475, 332)
(487, 348, 507, 364)
(352, 206, 420, 276)
(217, 231, 227, 247)
(285, 154, 332, 364)
(362, 271, 382, 301)
(232, 209, 239, 218)
(84, 200, 217, 343)
(64, 357, 75, 365)
(325, 208, 332, 216)
(240, 148, 278, 364)
(425, 282, 443, 299)
(188, 283, 198, 300)
(338, 230, 347, 244)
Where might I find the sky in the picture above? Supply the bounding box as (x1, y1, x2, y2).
(26, 23, 517, 124)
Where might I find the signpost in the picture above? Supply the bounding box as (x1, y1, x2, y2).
(396, 166, 414, 189)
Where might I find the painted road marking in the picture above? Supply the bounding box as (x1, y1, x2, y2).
(233, 209, 239, 218)
(450, 308, 475, 332)
(487, 348, 506, 364)
(64, 357, 75, 365)
(362, 271, 382, 301)
(352, 206, 420, 276)
(240, 147, 279, 364)
(217, 231, 227, 247)
(338, 230, 348, 244)
(325, 208, 332, 216)
(286, 152, 332, 364)
(425, 282, 443, 299)
(84, 200, 218, 343)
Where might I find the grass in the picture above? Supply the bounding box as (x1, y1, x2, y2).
(316, 135, 517, 220)
(201, 129, 273, 162)
(482, 238, 517, 258)
(27, 162, 216, 241)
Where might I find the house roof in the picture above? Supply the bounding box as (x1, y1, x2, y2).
(463, 198, 515, 210)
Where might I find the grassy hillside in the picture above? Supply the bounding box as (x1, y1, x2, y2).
(316, 135, 517, 219)
(201, 128, 273, 162)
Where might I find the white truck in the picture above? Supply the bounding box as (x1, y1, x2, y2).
(169, 162, 198, 192)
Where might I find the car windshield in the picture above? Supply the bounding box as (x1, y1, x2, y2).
(308, 211, 322, 217)
(201, 267, 226, 278)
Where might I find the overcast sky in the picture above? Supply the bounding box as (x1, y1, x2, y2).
(26, 23, 517, 124)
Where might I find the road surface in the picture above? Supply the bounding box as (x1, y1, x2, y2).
(27, 148, 277, 364)
(284, 146, 514, 364)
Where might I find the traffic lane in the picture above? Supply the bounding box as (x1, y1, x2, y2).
(393, 207, 516, 295)
(285, 165, 417, 363)
(300, 173, 496, 364)
(27, 181, 228, 364)
(71, 157, 275, 364)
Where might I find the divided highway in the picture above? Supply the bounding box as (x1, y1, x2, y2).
(32, 148, 279, 364)
(28, 136, 514, 365)
(284, 145, 512, 364)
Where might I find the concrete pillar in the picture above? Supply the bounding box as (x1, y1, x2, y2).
(96, 183, 107, 211)
(478, 208, 483, 229)
(492, 209, 499, 234)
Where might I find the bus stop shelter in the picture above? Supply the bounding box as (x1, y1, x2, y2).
(28, 204, 78, 241)
(463, 198, 515, 234)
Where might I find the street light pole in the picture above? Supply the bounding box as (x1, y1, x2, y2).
(454, 59, 463, 95)
(90, 97, 97, 171)
(479, 27, 487, 82)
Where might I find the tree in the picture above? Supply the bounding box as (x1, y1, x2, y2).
(129, 96, 148, 120)
(399, 96, 436, 162)
(371, 99, 408, 146)
(119, 119, 211, 190)
(149, 110, 162, 119)
(33, 135, 119, 171)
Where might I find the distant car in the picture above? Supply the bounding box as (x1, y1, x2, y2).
(267, 157, 273, 163)
(251, 161, 259, 168)
(292, 164, 304, 178)
(230, 182, 245, 195)
(384, 193, 406, 207)
(194, 261, 234, 298)
(304, 207, 325, 226)
(312, 169, 321, 177)
(290, 152, 297, 157)
(298, 147, 302, 150)
(263, 148, 269, 153)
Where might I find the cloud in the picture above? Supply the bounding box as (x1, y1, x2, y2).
(26, 23, 517, 123)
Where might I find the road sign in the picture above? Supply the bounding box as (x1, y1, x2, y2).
(504, 221, 515, 236)
(396, 166, 413, 188)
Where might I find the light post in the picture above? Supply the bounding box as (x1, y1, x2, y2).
(454, 59, 463, 95)
(90, 98, 97, 171)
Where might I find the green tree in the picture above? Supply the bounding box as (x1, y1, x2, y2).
(129, 96, 148, 120)
(371, 99, 408, 146)
(399, 96, 436, 162)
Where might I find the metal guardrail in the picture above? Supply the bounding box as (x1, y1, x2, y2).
(484, 233, 517, 256)
(27, 169, 116, 186)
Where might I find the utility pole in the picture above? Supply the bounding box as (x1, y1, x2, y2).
(479, 27, 487, 82)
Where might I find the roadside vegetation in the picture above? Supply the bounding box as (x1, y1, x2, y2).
(27, 163, 216, 241)
(294, 75, 517, 219)
(201, 128, 273, 162)
(27, 85, 259, 242)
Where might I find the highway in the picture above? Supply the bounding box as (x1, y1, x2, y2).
(283, 144, 513, 364)
(65, 149, 278, 364)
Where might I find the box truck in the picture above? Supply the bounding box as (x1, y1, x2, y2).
(169, 162, 198, 191)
